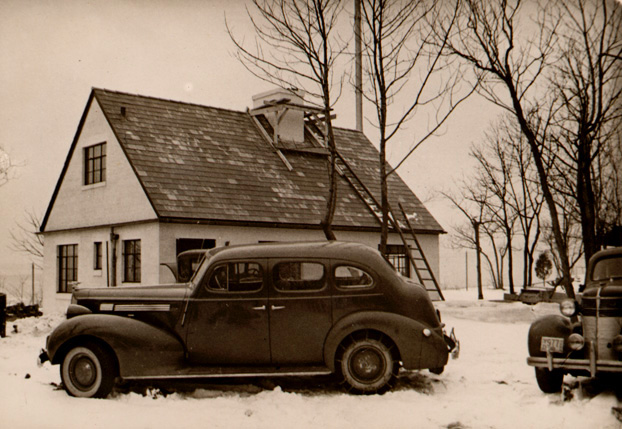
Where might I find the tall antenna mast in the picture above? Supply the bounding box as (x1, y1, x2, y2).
(354, 0, 363, 132)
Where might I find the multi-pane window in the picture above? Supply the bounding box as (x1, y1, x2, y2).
(383, 244, 411, 277)
(123, 239, 141, 283)
(94, 242, 102, 270)
(58, 244, 78, 293)
(84, 142, 106, 185)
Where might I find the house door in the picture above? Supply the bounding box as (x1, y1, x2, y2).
(268, 259, 333, 365)
(185, 260, 271, 365)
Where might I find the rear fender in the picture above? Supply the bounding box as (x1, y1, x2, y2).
(323, 311, 448, 372)
(47, 314, 185, 378)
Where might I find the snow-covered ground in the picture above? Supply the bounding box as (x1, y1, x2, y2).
(1, 289, 619, 429)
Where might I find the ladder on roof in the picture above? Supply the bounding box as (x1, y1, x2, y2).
(335, 151, 384, 223)
(332, 149, 444, 301)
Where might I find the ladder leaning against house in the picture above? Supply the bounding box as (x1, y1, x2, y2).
(333, 149, 444, 301)
(249, 97, 444, 301)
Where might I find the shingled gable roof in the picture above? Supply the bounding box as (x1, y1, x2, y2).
(42, 88, 443, 234)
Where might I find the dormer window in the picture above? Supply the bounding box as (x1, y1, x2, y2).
(84, 142, 106, 185)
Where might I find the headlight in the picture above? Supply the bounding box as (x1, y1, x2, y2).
(567, 333, 585, 350)
(560, 299, 577, 317)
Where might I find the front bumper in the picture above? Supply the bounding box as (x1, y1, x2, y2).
(527, 353, 622, 377)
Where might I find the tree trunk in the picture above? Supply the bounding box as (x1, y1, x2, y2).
(506, 81, 575, 299)
(321, 89, 338, 241)
(507, 228, 515, 294)
(474, 221, 483, 300)
(577, 137, 598, 265)
(380, 137, 389, 254)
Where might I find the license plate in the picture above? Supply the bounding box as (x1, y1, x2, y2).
(540, 336, 564, 353)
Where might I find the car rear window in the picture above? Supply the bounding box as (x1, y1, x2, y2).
(273, 262, 325, 291)
(334, 266, 374, 289)
(207, 262, 263, 292)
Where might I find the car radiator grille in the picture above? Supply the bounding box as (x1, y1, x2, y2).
(583, 316, 622, 360)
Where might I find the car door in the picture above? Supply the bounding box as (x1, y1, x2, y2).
(268, 259, 333, 365)
(185, 259, 271, 365)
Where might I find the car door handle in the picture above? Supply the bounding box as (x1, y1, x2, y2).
(271, 305, 286, 311)
(252, 305, 266, 311)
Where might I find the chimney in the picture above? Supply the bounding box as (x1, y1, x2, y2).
(252, 88, 306, 143)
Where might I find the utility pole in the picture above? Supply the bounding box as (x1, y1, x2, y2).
(465, 251, 468, 291)
(354, 0, 363, 132)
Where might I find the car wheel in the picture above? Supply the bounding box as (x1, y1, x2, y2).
(535, 367, 563, 393)
(338, 334, 397, 394)
(61, 342, 116, 398)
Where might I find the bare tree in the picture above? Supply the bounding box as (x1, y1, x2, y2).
(444, 185, 491, 299)
(506, 121, 545, 287)
(451, 220, 506, 291)
(474, 115, 547, 290)
(10, 210, 44, 268)
(548, 0, 622, 264)
(227, 0, 347, 240)
(444, 0, 580, 298)
(470, 130, 518, 293)
(358, 0, 476, 251)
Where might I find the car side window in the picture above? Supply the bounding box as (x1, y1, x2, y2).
(334, 265, 374, 289)
(273, 262, 325, 291)
(207, 262, 263, 292)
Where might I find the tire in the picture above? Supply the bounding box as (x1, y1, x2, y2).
(61, 342, 116, 398)
(535, 367, 563, 393)
(338, 333, 397, 394)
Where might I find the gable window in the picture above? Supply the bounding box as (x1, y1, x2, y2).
(84, 142, 106, 185)
(383, 244, 411, 277)
(58, 244, 78, 293)
(123, 239, 141, 283)
(93, 242, 102, 270)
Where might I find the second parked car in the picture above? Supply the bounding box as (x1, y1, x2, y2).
(527, 247, 622, 392)
(39, 241, 458, 397)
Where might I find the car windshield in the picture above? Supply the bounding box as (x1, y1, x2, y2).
(592, 256, 622, 282)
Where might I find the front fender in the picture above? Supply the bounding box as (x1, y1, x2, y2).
(47, 314, 185, 378)
(528, 314, 573, 357)
(323, 311, 448, 372)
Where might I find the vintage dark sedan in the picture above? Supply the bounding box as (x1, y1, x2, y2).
(527, 247, 622, 393)
(39, 241, 458, 398)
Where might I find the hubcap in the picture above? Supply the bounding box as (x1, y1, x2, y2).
(71, 355, 97, 390)
(349, 347, 385, 382)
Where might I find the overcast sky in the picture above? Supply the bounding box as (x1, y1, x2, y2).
(0, 0, 493, 285)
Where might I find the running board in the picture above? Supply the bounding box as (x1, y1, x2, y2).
(123, 366, 332, 381)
